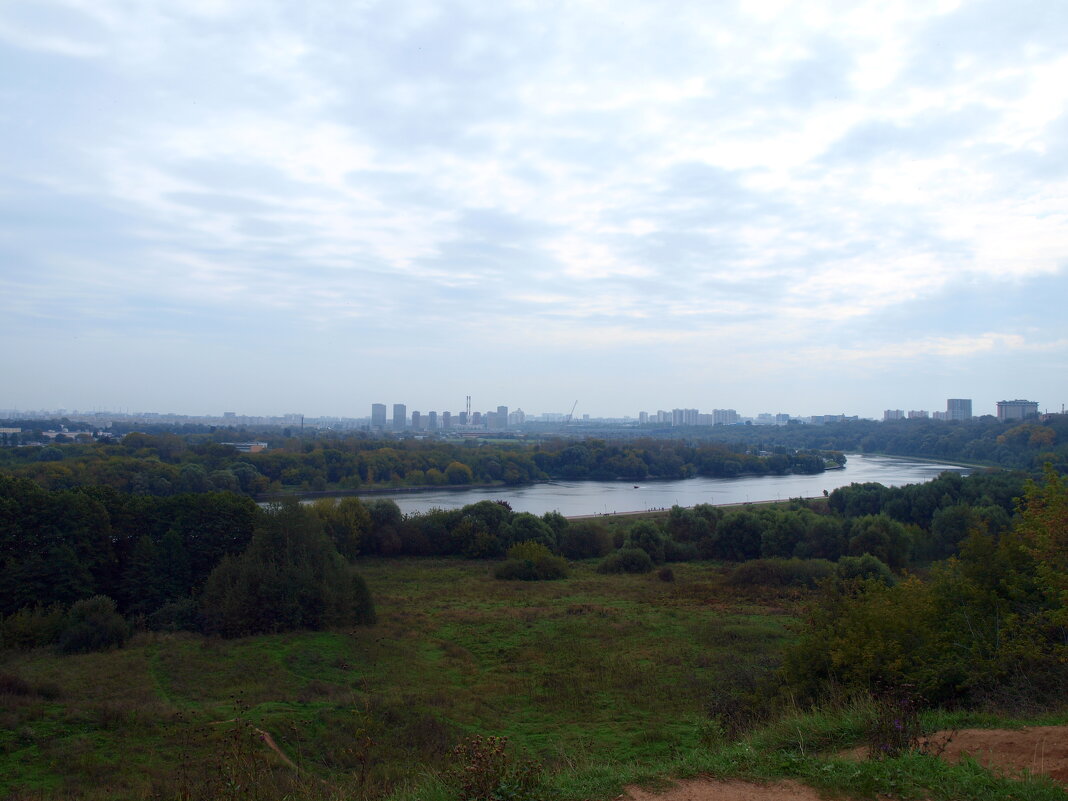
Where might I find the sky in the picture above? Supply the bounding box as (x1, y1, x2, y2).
(2, 0, 1066, 420)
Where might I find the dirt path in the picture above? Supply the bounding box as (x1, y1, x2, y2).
(622, 778, 825, 801)
(844, 725, 1068, 785)
(619, 726, 1068, 801)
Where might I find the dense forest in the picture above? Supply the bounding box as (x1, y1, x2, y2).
(2, 414, 1064, 499)
(678, 413, 1068, 472)
(0, 465, 1032, 642)
(0, 432, 839, 497)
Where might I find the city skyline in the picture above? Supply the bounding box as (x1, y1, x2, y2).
(2, 394, 1054, 428)
(2, 1, 1066, 418)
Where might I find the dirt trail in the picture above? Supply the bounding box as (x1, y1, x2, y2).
(619, 726, 1068, 801)
(846, 725, 1068, 785)
(622, 778, 825, 801)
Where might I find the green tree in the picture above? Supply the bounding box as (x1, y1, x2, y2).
(624, 520, 666, 563)
(200, 501, 375, 638)
(445, 461, 474, 484)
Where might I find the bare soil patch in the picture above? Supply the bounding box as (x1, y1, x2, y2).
(618, 727, 1068, 801)
(843, 725, 1068, 785)
(622, 778, 825, 801)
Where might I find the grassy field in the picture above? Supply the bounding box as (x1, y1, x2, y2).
(0, 559, 796, 799)
(3, 558, 1066, 801)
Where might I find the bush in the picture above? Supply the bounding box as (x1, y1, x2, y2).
(147, 598, 201, 632)
(624, 521, 666, 563)
(0, 603, 68, 649)
(444, 735, 542, 801)
(725, 558, 835, 589)
(657, 567, 675, 582)
(495, 559, 561, 581)
(557, 521, 614, 559)
(836, 554, 896, 585)
(57, 596, 130, 654)
(507, 541, 552, 562)
(596, 548, 654, 574)
(663, 539, 700, 562)
(495, 542, 569, 581)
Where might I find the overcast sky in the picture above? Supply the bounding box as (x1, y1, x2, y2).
(2, 0, 1066, 420)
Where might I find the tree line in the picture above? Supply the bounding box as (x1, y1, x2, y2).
(1, 464, 1030, 634)
(782, 466, 1068, 710)
(0, 476, 374, 649)
(0, 433, 839, 497)
(678, 414, 1068, 472)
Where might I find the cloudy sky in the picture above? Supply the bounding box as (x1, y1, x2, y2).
(2, 0, 1066, 420)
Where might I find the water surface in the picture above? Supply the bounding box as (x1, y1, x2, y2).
(353, 454, 969, 517)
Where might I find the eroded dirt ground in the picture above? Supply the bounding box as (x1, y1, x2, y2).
(620, 726, 1068, 801)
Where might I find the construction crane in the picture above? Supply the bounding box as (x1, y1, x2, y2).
(565, 400, 578, 424)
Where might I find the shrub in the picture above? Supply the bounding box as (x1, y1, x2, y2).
(502, 514, 557, 551)
(0, 603, 68, 649)
(444, 735, 542, 801)
(147, 598, 201, 632)
(0, 672, 60, 700)
(867, 683, 925, 759)
(836, 554, 896, 585)
(663, 539, 700, 562)
(657, 567, 675, 582)
(557, 521, 614, 559)
(596, 548, 654, 574)
(507, 541, 553, 562)
(725, 558, 835, 589)
(495, 542, 569, 581)
(57, 595, 130, 654)
(624, 520, 666, 563)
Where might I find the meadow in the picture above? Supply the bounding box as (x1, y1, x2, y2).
(0, 558, 794, 799)
(3, 557, 1066, 801)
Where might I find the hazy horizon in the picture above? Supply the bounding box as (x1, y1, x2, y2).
(2, 396, 1057, 423)
(3, 1, 1066, 419)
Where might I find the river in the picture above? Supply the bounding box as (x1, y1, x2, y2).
(341, 454, 970, 517)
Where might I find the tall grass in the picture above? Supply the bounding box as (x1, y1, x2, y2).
(2, 558, 1066, 800)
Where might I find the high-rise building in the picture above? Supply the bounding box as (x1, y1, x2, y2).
(471, 411, 483, 426)
(428, 411, 438, 431)
(884, 409, 904, 421)
(496, 405, 508, 430)
(371, 403, 387, 429)
(411, 411, 421, 430)
(946, 399, 972, 421)
(393, 403, 406, 431)
(713, 409, 739, 425)
(442, 411, 451, 429)
(996, 400, 1039, 421)
(908, 410, 929, 419)
(638, 411, 649, 425)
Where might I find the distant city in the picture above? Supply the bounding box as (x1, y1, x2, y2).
(0, 397, 1050, 437)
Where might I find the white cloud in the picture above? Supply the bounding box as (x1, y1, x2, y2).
(2, 0, 1067, 415)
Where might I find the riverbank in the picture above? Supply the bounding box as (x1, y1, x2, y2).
(262, 455, 971, 518)
(257, 467, 840, 504)
(564, 495, 828, 522)
(255, 481, 509, 502)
